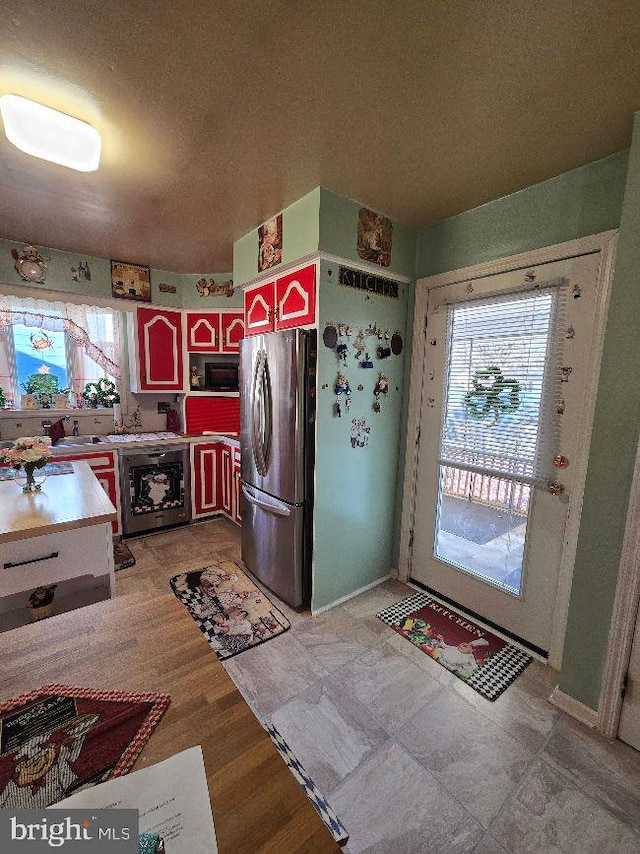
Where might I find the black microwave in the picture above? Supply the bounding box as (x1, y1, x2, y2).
(205, 361, 239, 392)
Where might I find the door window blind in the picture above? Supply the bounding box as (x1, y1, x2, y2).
(440, 286, 566, 485)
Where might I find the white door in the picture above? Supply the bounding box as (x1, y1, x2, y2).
(618, 604, 640, 751)
(407, 251, 604, 654)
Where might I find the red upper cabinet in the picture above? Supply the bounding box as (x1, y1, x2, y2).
(243, 264, 316, 337)
(186, 312, 219, 352)
(244, 280, 276, 336)
(186, 310, 245, 353)
(130, 307, 185, 392)
(220, 311, 245, 352)
(276, 265, 316, 329)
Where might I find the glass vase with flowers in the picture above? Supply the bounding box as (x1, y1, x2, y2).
(0, 436, 52, 492)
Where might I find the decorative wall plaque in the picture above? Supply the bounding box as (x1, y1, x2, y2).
(258, 215, 283, 272)
(356, 207, 392, 267)
(111, 260, 151, 302)
(195, 278, 234, 297)
(338, 266, 399, 299)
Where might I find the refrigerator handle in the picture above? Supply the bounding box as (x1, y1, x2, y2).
(242, 484, 291, 517)
(251, 349, 272, 476)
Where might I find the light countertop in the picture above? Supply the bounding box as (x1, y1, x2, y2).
(46, 433, 240, 456)
(0, 461, 117, 545)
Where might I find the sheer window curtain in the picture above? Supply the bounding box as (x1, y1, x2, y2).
(0, 294, 122, 404)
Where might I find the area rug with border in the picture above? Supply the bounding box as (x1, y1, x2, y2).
(0, 684, 170, 809)
(113, 540, 136, 571)
(377, 592, 532, 700)
(170, 560, 290, 660)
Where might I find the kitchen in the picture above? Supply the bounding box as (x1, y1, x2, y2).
(1, 4, 640, 852)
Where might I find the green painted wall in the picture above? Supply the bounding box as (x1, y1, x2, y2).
(313, 259, 409, 611)
(415, 148, 632, 710)
(560, 117, 640, 709)
(0, 239, 115, 300)
(0, 237, 233, 309)
(232, 188, 321, 286)
(319, 187, 416, 279)
(317, 189, 417, 575)
(417, 151, 629, 277)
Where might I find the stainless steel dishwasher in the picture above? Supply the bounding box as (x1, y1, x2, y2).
(118, 444, 191, 536)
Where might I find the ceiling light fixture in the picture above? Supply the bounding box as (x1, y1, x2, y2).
(0, 94, 101, 172)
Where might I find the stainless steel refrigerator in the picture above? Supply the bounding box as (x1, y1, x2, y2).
(240, 329, 317, 608)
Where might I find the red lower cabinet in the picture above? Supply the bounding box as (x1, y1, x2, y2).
(233, 447, 242, 525)
(192, 442, 221, 518)
(52, 450, 120, 534)
(192, 440, 240, 526)
(220, 444, 233, 517)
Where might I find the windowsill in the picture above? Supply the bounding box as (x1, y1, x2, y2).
(0, 408, 117, 420)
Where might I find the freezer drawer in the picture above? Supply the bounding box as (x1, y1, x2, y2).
(241, 483, 304, 608)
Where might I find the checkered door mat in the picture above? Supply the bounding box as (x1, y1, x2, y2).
(378, 591, 532, 701)
(265, 723, 349, 847)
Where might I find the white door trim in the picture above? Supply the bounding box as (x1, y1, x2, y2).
(399, 230, 618, 669)
(597, 435, 640, 737)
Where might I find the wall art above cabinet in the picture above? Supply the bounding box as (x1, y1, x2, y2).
(244, 263, 316, 336)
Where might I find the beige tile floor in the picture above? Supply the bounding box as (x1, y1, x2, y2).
(116, 519, 640, 853)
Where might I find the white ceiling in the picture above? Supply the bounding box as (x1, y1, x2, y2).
(0, 1, 639, 273)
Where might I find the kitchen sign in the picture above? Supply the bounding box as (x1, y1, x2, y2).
(338, 266, 399, 299)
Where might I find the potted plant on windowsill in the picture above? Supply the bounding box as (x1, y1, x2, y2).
(21, 372, 61, 409)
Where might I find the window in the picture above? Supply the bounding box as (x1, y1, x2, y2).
(434, 287, 565, 594)
(0, 295, 122, 407)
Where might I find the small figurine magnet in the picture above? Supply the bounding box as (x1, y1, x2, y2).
(361, 352, 374, 369)
(374, 373, 389, 397)
(350, 418, 370, 448)
(334, 372, 352, 397)
(572, 284, 582, 299)
(335, 371, 352, 414)
(336, 342, 349, 364)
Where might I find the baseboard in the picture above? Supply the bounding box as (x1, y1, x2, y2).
(549, 687, 599, 729)
(311, 574, 391, 615)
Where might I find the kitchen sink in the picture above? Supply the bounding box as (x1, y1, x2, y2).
(54, 435, 101, 446)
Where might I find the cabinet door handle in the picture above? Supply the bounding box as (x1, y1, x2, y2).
(4, 551, 59, 570)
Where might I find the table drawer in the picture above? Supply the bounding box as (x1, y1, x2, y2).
(0, 525, 111, 597)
